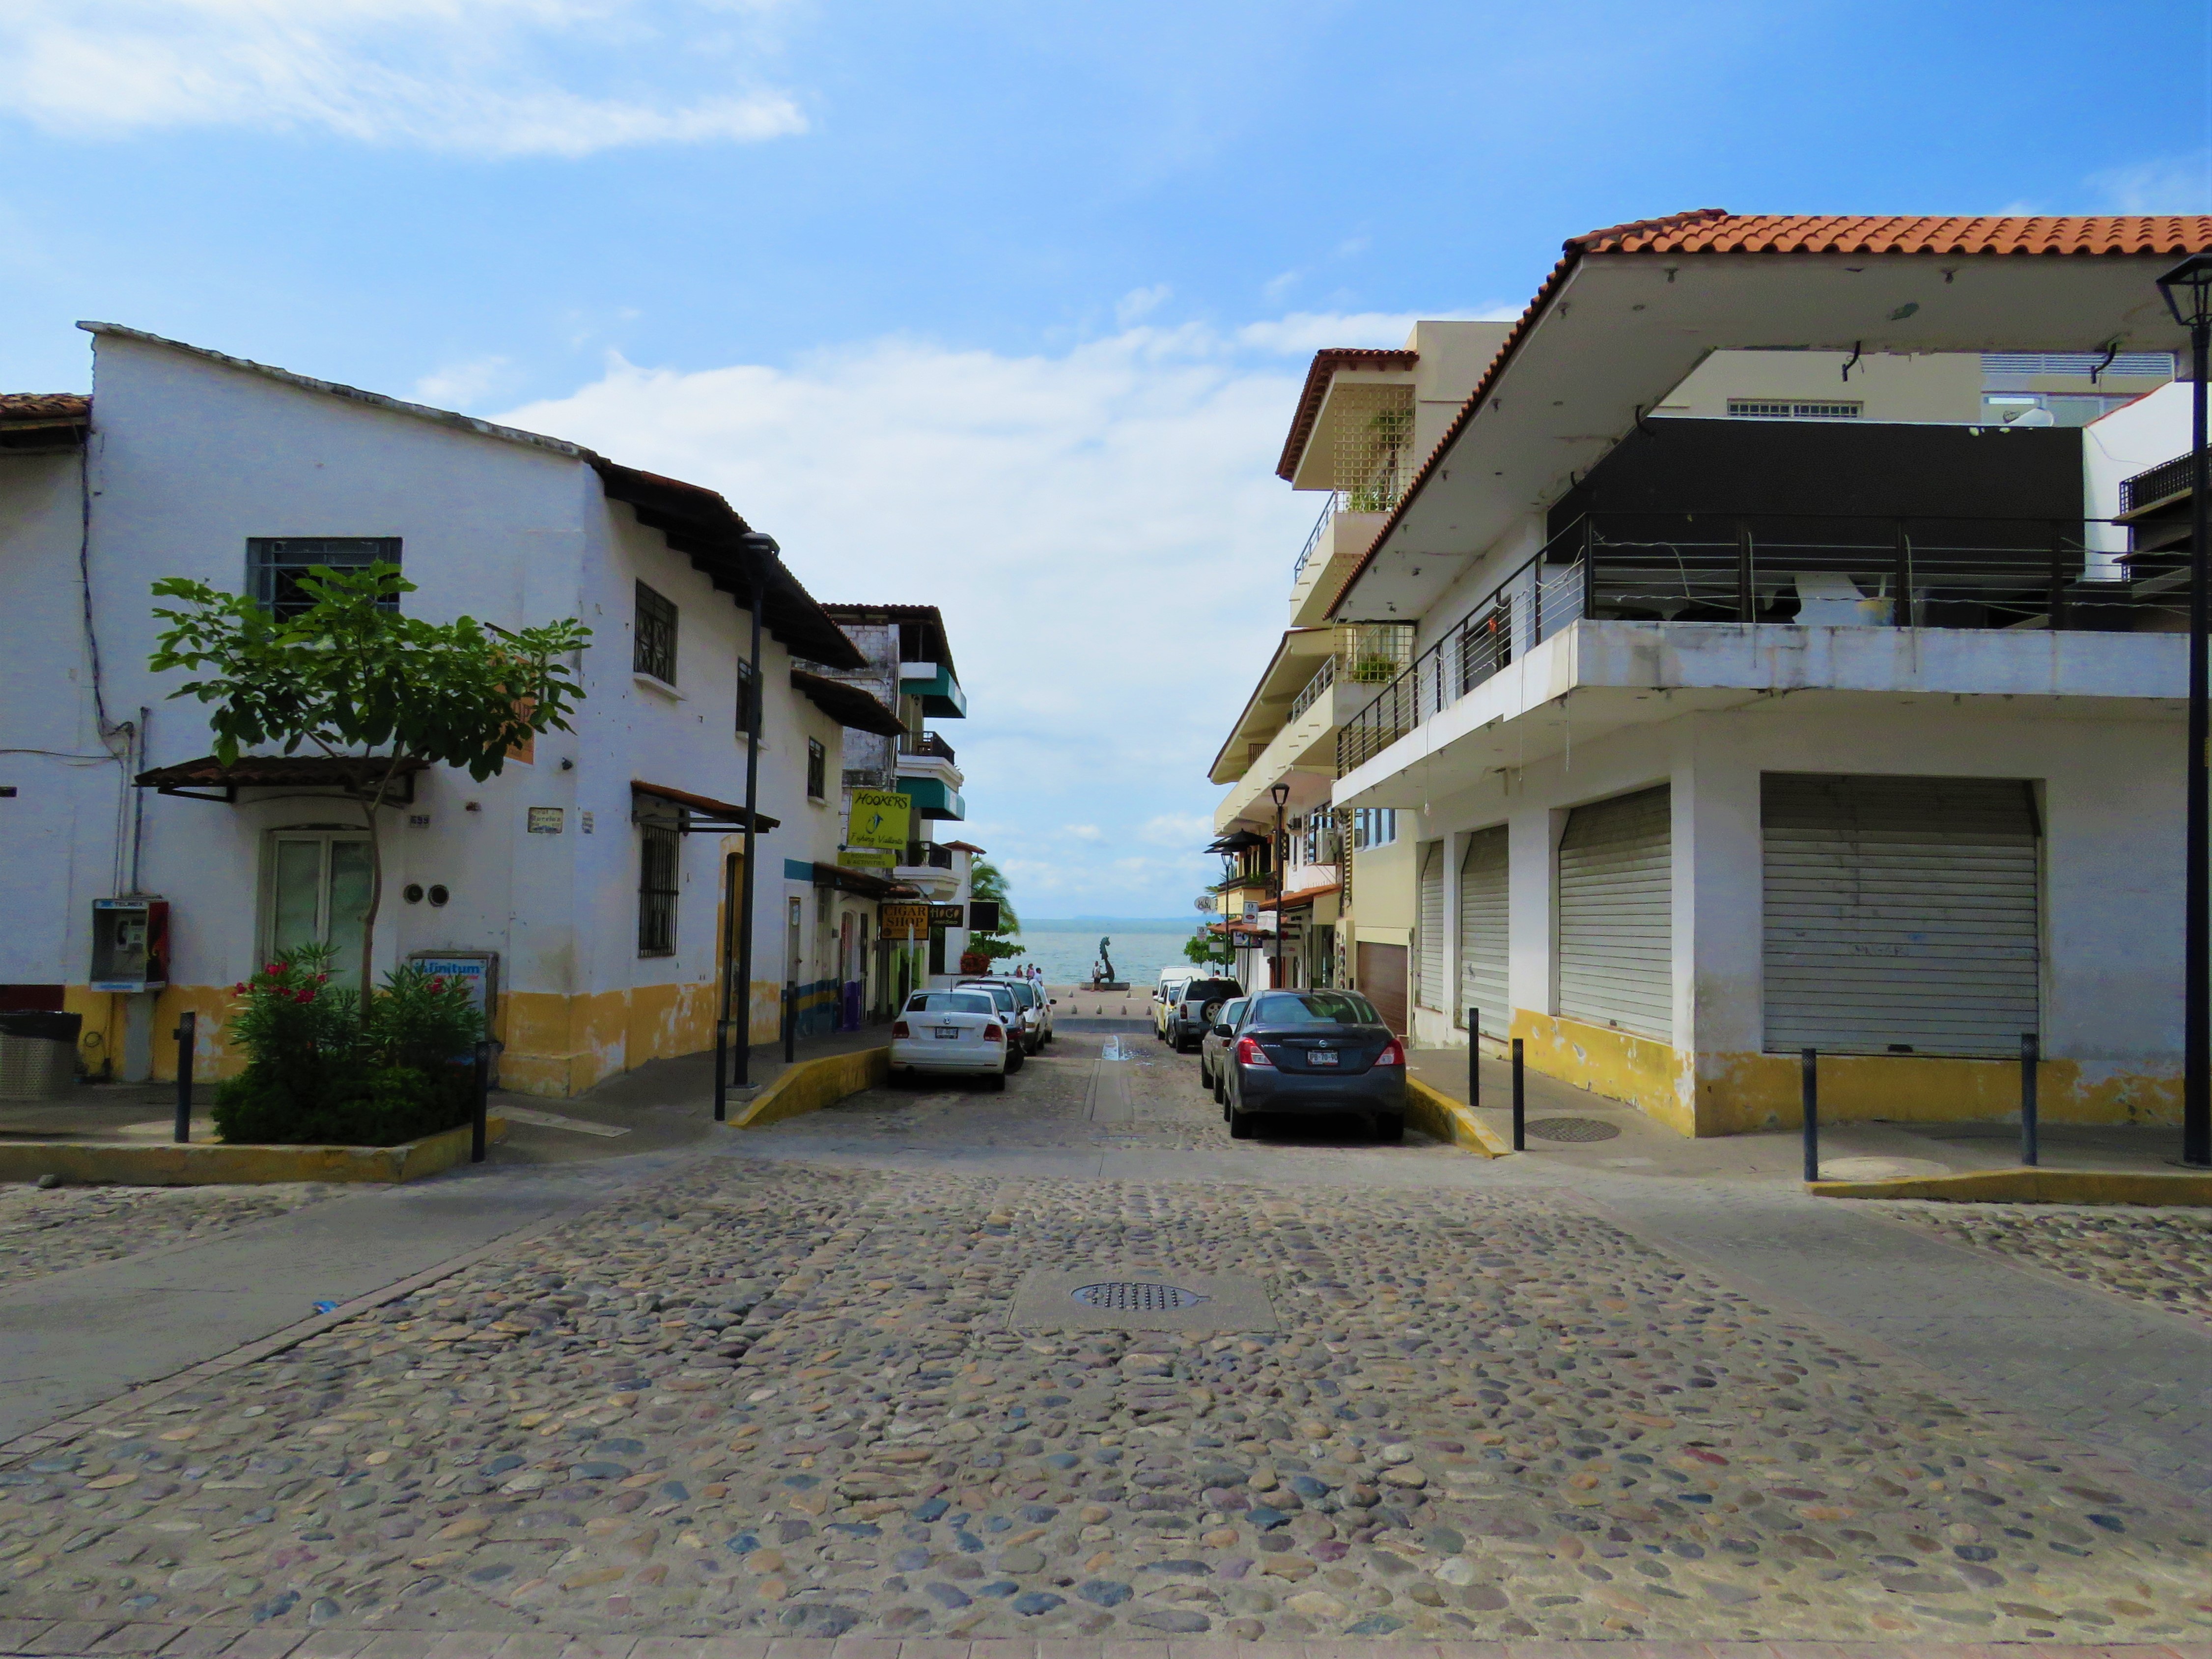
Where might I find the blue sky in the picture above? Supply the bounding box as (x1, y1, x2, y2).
(4, 0, 2208, 917)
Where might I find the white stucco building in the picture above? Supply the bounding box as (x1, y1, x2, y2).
(1232, 211, 2209, 1136)
(0, 324, 912, 1097)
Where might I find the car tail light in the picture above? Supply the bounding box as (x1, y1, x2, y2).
(1233, 1035, 1274, 1068)
(892, 1020, 910, 1039)
(1373, 1038, 1405, 1067)
(984, 1023, 1004, 1043)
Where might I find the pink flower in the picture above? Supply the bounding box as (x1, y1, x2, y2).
(317, 974, 329, 984)
(234, 982, 247, 994)
(296, 988, 314, 1003)
(265, 963, 281, 975)
(430, 977, 444, 990)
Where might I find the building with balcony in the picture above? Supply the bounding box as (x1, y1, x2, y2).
(1316, 209, 2204, 1138)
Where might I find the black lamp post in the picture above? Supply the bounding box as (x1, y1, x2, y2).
(1268, 782, 1291, 991)
(2156, 254, 2212, 1167)
(728, 533, 780, 1091)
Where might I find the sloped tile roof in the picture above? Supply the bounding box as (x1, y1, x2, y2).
(1275, 347, 1421, 482)
(0, 393, 90, 421)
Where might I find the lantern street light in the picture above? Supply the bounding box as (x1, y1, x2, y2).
(2156, 253, 2212, 1167)
(1269, 781, 1292, 992)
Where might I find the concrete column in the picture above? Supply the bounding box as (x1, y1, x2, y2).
(1506, 799, 1556, 1023)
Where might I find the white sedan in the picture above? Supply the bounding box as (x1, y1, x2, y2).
(890, 990, 1013, 1088)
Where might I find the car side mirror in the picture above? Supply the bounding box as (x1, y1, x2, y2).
(1212, 1022, 1232, 1037)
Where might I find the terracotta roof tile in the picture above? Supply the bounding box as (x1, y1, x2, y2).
(1275, 347, 1420, 482)
(1326, 211, 2212, 617)
(0, 393, 89, 421)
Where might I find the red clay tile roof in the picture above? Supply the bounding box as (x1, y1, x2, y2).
(0, 393, 89, 421)
(1325, 211, 2212, 620)
(1274, 347, 1420, 483)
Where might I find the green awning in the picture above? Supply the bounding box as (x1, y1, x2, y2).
(896, 773, 966, 821)
(898, 664, 968, 719)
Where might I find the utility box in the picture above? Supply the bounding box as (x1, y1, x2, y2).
(90, 898, 169, 993)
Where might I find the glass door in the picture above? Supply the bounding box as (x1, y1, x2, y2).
(267, 832, 373, 990)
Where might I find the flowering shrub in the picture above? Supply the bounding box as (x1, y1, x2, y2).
(212, 944, 485, 1146)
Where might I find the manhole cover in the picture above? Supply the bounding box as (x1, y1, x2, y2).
(1526, 1117, 1622, 1142)
(1070, 1281, 1209, 1312)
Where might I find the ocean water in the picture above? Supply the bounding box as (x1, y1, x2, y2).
(991, 918, 1204, 987)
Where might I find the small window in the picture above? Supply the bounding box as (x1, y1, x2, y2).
(1727, 399, 1861, 420)
(247, 538, 399, 618)
(898, 620, 931, 662)
(807, 737, 827, 800)
(638, 823, 678, 956)
(634, 581, 678, 683)
(736, 658, 760, 736)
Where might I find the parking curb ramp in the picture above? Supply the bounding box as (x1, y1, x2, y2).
(1406, 1076, 1513, 1158)
(1810, 1166, 2212, 1205)
(725, 1044, 891, 1129)
(0, 1115, 507, 1187)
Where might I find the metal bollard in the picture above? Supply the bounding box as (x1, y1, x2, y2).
(2021, 1032, 2040, 1167)
(172, 1011, 196, 1144)
(713, 1018, 729, 1123)
(1801, 1047, 1819, 1182)
(1467, 1007, 1480, 1109)
(471, 1040, 490, 1164)
(783, 982, 797, 1063)
(1510, 1037, 1525, 1151)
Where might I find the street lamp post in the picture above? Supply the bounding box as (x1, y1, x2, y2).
(2157, 254, 2212, 1167)
(729, 534, 780, 1091)
(1269, 782, 1291, 992)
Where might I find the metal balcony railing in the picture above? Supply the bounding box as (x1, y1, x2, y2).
(901, 842, 955, 870)
(897, 730, 956, 764)
(2121, 452, 2194, 515)
(1287, 655, 1335, 722)
(1336, 511, 2158, 779)
(1291, 492, 1340, 584)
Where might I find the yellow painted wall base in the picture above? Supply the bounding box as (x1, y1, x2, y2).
(1812, 1167, 2212, 1206)
(1511, 1011, 1693, 1135)
(0, 1115, 506, 1187)
(728, 1045, 890, 1129)
(1405, 1077, 1512, 1158)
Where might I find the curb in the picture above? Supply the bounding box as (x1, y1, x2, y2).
(1809, 1165, 2212, 1205)
(1406, 1076, 1512, 1157)
(0, 1115, 508, 1187)
(726, 1045, 890, 1128)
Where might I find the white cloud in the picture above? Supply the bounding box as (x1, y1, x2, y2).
(1114, 285, 1172, 327)
(415, 355, 513, 408)
(1232, 306, 1518, 356)
(0, 0, 806, 156)
(2089, 152, 2211, 215)
(496, 314, 1423, 913)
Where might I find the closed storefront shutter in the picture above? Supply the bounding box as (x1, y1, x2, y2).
(1458, 826, 1510, 1037)
(1357, 941, 1409, 1035)
(1557, 785, 1673, 1041)
(1763, 774, 2039, 1055)
(1416, 843, 1446, 1010)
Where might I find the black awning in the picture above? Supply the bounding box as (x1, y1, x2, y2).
(136, 754, 426, 805)
(1205, 829, 1269, 853)
(790, 669, 906, 736)
(631, 780, 780, 834)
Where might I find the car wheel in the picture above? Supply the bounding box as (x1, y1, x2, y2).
(1213, 1070, 1227, 1106)
(984, 1068, 1007, 1091)
(1229, 1105, 1257, 1139)
(1197, 1058, 1211, 1092)
(1373, 1111, 1405, 1143)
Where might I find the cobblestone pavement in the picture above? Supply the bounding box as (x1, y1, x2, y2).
(0, 1184, 336, 1290)
(0, 1034, 2205, 1655)
(1870, 1203, 2212, 1334)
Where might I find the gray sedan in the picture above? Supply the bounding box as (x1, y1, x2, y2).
(1197, 997, 1249, 1097)
(1220, 989, 1406, 1142)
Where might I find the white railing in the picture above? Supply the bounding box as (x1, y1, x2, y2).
(1287, 655, 1335, 722)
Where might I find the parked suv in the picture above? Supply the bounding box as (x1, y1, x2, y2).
(1153, 967, 1202, 1041)
(1167, 977, 1244, 1052)
(958, 978, 1041, 1055)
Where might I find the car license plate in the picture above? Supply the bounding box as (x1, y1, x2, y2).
(934, 1027, 961, 1040)
(1309, 1050, 1340, 1067)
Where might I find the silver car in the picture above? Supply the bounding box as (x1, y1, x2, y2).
(957, 979, 1040, 1056)
(1197, 997, 1248, 1097)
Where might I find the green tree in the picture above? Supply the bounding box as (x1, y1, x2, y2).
(965, 858, 1023, 962)
(1183, 925, 1234, 968)
(150, 562, 590, 1002)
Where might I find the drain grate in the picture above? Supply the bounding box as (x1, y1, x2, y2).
(1070, 1281, 1209, 1312)
(1525, 1116, 1622, 1143)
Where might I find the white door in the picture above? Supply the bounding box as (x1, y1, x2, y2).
(1762, 773, 2040, 1055)
(1458, 826, 1510, 1037)
(265, 832, 373, 990)
(1415, 842, 1445, 1011)
(1557, 786, 1672, 1041)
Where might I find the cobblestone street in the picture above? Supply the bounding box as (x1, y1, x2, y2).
(0, 1031, 2206, 1657)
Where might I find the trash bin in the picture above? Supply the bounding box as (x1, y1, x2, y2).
(0, 1011, 83, 1101)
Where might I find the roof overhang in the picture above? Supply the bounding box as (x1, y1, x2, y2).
(1334, 214, 2212, 621)
(1207, 628, 1340, 784)
(631, 780, 779, 834)
(1278, 349, 1419, 485)
(135, 754, 426, 804)
(790, 668, 905, 736)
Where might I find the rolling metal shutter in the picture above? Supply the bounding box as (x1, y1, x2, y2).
(1357, 942, 1408, 1035)
(1458, 826, 1510, 1037)
(1557, 785, 1673, 1041)
(1416, 843, 1446, 1010)
(1762, 774, 2039, 1056)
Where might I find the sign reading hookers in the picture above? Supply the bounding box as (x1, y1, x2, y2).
(847, 789, 912, 850)
(880, 902, 930, 940)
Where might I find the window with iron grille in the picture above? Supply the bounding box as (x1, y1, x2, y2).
(1727, 399, 1861, 420)
(806, 737, 827, 800)
(638, 823, 679, 956)
(247, 538, 400, 618)
(736, 657, 764, 737)
(634, 582, 678, 683)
